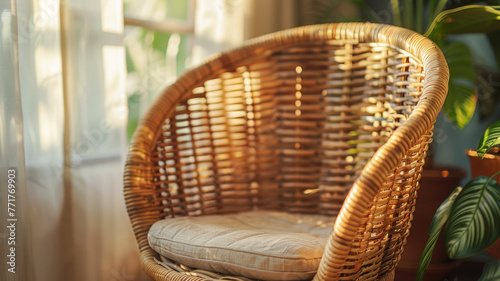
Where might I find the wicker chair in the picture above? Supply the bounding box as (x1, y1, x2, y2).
(124, 23, 448, 281)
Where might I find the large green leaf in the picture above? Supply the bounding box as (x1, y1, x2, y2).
(415, 232, 440, 281)
(429, 187, 463, 237)
(428, 0, 449, 31)
(444, 175, 500, 259)
(479, 260, 500, 281)
(425, 5, 500, 42)
(442, 41, 477, 129)
(477, 120, 500, 159)
(416, 187, 463, 281)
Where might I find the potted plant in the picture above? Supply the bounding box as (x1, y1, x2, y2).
(466, 120, 500, 261)
(311, 2, 500, 279)
(416, 121, 500, 280)
(412, 5, 500, 277)
(467, 120, 500, 183)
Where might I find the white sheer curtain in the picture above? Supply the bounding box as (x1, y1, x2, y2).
(1, 1, 33, 281)
(1, 0, 146, 281)
(191, 0, 297, 66)
(1, 1, 299, 281)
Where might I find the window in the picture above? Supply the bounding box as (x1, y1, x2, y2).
(123, 0, 195, 140)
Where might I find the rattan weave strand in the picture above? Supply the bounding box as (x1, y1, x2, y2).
(124, 23, 449, 281)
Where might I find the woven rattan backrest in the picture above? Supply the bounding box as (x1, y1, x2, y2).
(124, 23, 448, 281)
(152, 41, 424, 217)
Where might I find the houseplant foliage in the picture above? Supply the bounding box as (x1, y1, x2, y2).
(425, 4, 500, 129)
(415, 120, 500, 279)
(477, 120, 500, 158)
(313, 1, 500, 129)
(479, 260, 500, 280)
(311, 1, 500, 278)
(416, 171, 500, 281)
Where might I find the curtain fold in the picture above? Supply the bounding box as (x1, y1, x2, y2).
(1, 0, 146, 280)
(191, 0, 250, 65)
(1, 1, 33, 280)
(191, 0, 297, 66)
(2, 1, 299, 280)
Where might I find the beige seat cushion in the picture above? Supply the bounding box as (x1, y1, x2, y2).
(148, 211, 336, 280)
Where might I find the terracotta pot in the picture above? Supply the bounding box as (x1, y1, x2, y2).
(467, 148, 500, 259)
(395, 165, 466, 281)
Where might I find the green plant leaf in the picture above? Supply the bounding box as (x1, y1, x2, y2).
(429, 0, 449, 30)
(479, 260, 500, 281)
(390, 0, 402, 27)
(416, 187, 463, 281)
(444, 175, 500, 259)
(416, 231, 440, 281)
(442, 41, 477, 129)
(477, 120, 500, 159)
(416, 0, 423, 33)
(403, 0, 414, 30)
(429, 187, 463, 236)
(425, 5, 500, 42)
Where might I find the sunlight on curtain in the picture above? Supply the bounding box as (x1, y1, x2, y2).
(0, 1, 33, 281)
(1, 0, 146, 280)
(2, 0, 297, 280)
(190, 0, 298, 67)
(191, 0, 250, 66)
(13, 3, 67, 279)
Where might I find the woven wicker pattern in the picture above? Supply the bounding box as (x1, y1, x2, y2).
(124, 23, 448, 281)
